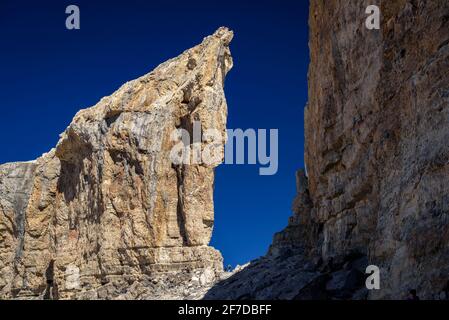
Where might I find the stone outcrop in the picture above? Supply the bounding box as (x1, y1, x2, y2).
(1, 1, 448, 301)
(0, 27, 233, 299)
(206, 0, 449, 300)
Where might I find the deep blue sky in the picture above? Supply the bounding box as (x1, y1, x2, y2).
(0, 0, 310, 267)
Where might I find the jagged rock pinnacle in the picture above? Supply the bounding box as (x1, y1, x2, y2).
(0, 27, 233, 299)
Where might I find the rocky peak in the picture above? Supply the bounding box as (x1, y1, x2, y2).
(0, 27, 233, 299)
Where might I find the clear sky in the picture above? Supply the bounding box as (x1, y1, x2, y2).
(0, 0, 310, 267)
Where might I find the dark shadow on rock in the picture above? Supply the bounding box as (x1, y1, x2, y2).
(204, 250, 369, 300)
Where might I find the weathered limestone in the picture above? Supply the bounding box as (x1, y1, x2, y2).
(206, 1, 449, 300)
(0, 27, 233, 299)
(1, 0, 448, 301)
(303, 0, 449, 299)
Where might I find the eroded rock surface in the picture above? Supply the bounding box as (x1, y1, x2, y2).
(206, 0, 449, 300)
(303, 0, 449, 300)
(0, 27, 233, 299)
(2, 1, 448, 301)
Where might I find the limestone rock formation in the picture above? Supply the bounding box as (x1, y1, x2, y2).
(2, 0, 448, 301)
(0, 27, 233, 299)
(304, 0, 449, 299)
(206, 0, 449, 300)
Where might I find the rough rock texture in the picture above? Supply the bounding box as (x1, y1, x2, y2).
(206, 0, 449, 300)
(0, 27, 233, 299)
(304, 0, 449, 300)
(2, 1, 448, 301)
(205, 249, 322, 300)
(205, 170, 369, 301)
